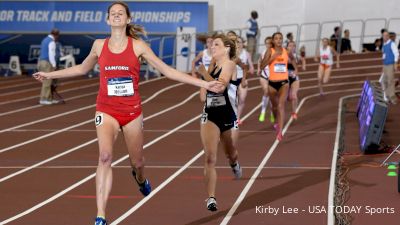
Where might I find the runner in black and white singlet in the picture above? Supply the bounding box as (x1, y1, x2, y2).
(235, 36, 254, 124)
(286, 41, 300, 120)
(196, 34, 242, 212)
(192, 36, 213, 102)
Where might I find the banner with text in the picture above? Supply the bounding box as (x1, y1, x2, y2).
(0, 1, 208, 33)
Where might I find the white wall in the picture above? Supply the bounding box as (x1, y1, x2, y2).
(206, 0, 400, 54)
(208, 0, 400, 30)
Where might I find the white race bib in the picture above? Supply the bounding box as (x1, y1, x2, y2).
(274, 63, 287, 73)
(107, 77, 134, 96)
(206, 94, 226, 108)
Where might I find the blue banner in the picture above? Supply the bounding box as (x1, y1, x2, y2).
(0, 1, 208, 33)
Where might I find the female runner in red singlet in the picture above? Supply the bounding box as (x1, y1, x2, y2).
(33, 2, 223, 225)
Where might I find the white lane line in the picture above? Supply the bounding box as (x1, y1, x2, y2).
(303, 56, 380, 67)
(0, 165, 331, 170)
(0, 79, 364, 223)
(0, 120, 92, 154)
(0, 105, 94, 134)
(0, 82, 182, 133)
(299, 64, 382, 75)
(110, 97, 260, 225)
(0, 82, 98, 106)
(111, 79, 370, 224)
(0, 77, 165, 116)
(7, 129, 337, 134)
(0, 140, 98, 183)
(0, 80, 37, 91)
(0, 91, 198, 183)
(0, 78, 95, 97)
(0, 81, 180, 154)
(220, 88, 361, 225)
(327, 93, 360, 225)
(0, 114, 201, 225)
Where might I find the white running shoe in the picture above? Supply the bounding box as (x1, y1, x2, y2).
(206, 197, 218, 211)
(231, 162, 242, 179)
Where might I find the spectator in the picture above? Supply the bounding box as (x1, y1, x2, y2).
(330, 26, 341, 52)
(341, 29, 354, 54)
(245, 10, 259, 60)
(379, 28, 387, 50)
(299, 45, 306, 70)
(374, 38, 382, 51)
(381, 31, 399, 104)
(389, 32, 396, 42)
(284, 32, 294, 48)
(37, 28, 61, 105)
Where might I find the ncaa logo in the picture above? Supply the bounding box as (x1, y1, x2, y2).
(181, 47, 189, 57)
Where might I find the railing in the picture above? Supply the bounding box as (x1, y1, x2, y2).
(4, 18, 394, 78)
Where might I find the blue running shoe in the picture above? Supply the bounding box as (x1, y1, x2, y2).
(132, 170, 152, 196)
(94, 217, 107, 225)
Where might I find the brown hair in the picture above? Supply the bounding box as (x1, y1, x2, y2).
(107, 1, 147, 39)
(271, 32, 283, 48)
(213, 33, 236, 59)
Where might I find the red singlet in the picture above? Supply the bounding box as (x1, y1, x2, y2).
(96, 38, 142, 126)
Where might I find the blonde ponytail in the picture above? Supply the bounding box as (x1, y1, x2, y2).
(126, 23, 147, 39)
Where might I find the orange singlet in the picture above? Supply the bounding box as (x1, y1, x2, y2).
(269, 48, 289, 81)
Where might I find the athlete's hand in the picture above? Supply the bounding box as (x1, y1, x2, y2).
(206, 80, 225, 93)
(33, 72, 51, 82)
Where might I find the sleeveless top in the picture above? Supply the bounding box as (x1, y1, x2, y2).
(320, 46, 333, 65)
(201, 49, 212, 70)
(269, 48, 289, 81)
(96, 38, 141, 115)
(236, 49, 249, 79)
(205, 66, 238, 116)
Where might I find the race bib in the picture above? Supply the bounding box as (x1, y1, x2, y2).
(107, 77, 134, 96)
(95, 113, 103, 127)
(274, 63, 287, 73)
(200, 112, 208, 124)
(206, 94, 226, 108)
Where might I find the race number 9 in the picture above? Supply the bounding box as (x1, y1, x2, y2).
(95, 113, 103, 127)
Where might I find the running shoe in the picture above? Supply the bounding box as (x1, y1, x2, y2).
(291, 112, 298, 120)
(269, 112, 275, 123)
(206, 197, 218, 211)
(231, 162, 242, 179)
(259, 112, 266, 122)
(132, 170, 152, 196)
(94, 217, 107, 225)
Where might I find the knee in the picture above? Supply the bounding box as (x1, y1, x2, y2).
(205, 154, 217, 167)
(278, 102, 285, 109)
(98, 151, 112, 165)
(133, 157, 145, 169)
